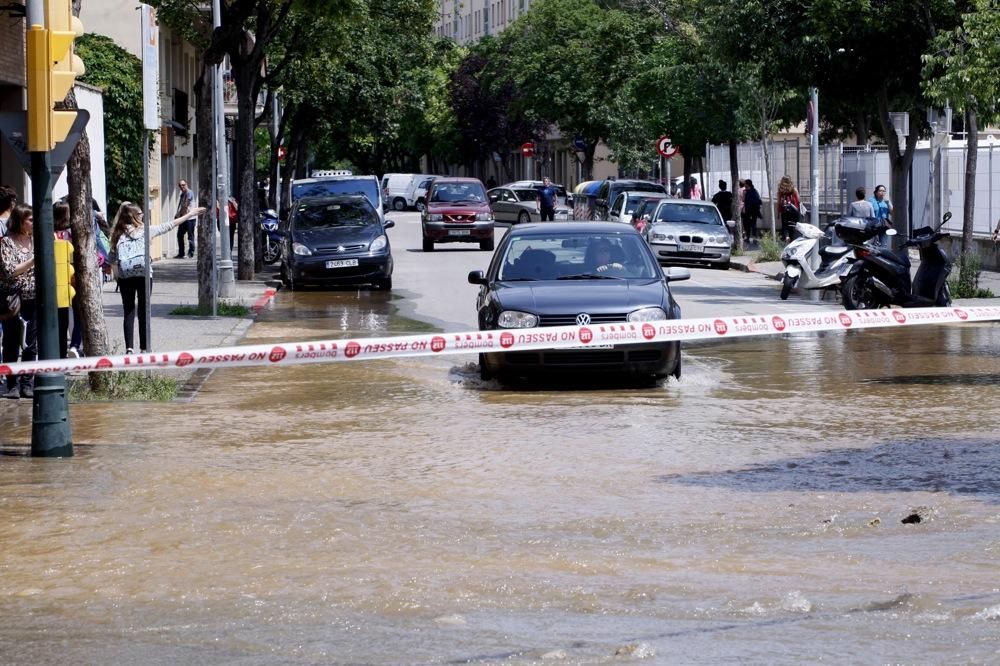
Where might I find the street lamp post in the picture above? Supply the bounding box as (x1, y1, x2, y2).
(213, 0, 234, 297)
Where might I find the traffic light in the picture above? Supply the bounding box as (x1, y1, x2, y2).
(26, 0, 85, 151)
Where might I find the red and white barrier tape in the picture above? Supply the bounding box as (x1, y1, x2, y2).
(2, 306, 999, 377)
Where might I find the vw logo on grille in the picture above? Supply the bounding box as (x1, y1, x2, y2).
(576, 313, 591, 325)
(337, 245, 345, 252)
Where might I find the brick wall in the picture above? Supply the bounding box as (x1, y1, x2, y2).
(0, 16, 25, 87)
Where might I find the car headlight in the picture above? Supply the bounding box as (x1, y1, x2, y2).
(426, 214, 443, 221)
(475, 213, 493, 221)
(497, 310, 538, 328)
(628, 307, 667, 322)
(292, 242, 312, 256)
(369, 235, 387, 253)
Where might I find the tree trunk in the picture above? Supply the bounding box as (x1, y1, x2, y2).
(681, 154, 691, 198)
(728, 138, 743, 254)
(962, 103, 977, 255)
(232, 62, 258, 279)
(761, 136, 775, 237)
(65, 90, 110, 392)
(68, 1, 110, 392)
(876, 88, 917, 245)
(194, 62, 215, 309)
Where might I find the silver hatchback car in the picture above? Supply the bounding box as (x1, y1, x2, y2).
(644, 199, 733, 269)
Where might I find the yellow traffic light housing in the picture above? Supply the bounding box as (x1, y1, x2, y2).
(26, 0, 85, 151)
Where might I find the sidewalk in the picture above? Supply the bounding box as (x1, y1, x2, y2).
(730, 250, 1000, 303)
(98, 257, 278, 392)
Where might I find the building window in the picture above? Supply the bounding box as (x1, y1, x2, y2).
(172, 89, 189, 137)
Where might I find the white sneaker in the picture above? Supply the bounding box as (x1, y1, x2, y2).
(68, 347, 80, 358)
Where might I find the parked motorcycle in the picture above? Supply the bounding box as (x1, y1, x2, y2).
(260, 208, 282, 265)
(779, 221, 854, 300)
(836, 213, 953, 310)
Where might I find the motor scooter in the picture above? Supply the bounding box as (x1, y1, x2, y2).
(260, 208, 282, 265)
(837, 213, 953, 310)
(779, 221, 854, 300)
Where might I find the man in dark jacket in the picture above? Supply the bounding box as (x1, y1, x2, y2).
(711, 180, 734, 220)
(742, 179, 763, 240)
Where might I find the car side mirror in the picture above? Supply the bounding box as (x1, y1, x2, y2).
(467, 270, 487, 285)
(725, 219, 736, 229)
(383, 219, 395, 229)
(489, 194, 499, 203)
(942, 211, 952, 223)
(664, 267, 691, 282)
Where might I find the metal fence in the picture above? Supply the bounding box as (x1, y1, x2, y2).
(707, 138, 1000, 238)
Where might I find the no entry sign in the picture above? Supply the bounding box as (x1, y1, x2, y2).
(521, 142, 535, 158)
(656, 135, 678, 158)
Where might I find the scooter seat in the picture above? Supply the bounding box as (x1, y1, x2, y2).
(819, 245, 851, 260)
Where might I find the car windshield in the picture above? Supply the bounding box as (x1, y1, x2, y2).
(418, 178, 433, 189)
(293, 200, 379, 230)
(625, 195, 663, 214)
(430, 182, 486, 203)
(653, 203, 724, 226)
(497, 233, 659, 281)
(293, 179, 380, 208)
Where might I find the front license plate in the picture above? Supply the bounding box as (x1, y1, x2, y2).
(326, 259, 358, 268)
(678, 243, 703, 253)
(448, 229, 471, 236)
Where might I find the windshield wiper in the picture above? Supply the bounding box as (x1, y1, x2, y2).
(558, 273, 624, 280)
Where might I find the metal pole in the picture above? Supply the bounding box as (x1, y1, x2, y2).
(208, 71, 219, 316)
(808, 87, 820, 303)
(213, 0, 234, 296)
(273, 93, 281, 211)
(142, 131, 152, 351)
(30, 151, 73, 457)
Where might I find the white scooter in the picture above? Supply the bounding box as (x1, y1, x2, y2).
(779, 221, 854, 300)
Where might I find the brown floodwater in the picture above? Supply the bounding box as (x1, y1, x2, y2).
(2, 288, 1000, 664)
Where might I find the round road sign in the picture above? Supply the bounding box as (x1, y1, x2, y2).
(656, 135, 678, 158)
(521, 142, 535, 158)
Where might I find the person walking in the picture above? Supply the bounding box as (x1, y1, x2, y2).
(173, 179, 196, 258)
(535, 177, 558, 222)
(742, 179, 763, 240)
(0, 205, 37, 398)
(111, 201, 204, 354)
(776, 175, 802, 241)
(711, 180, 734, 220)
(847, 186, 875, 219)
(688, 176, 702, 200)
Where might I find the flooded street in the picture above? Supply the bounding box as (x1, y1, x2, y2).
(2, 287, 1000, 663)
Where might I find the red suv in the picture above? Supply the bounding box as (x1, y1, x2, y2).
(421, 177, 495, 251)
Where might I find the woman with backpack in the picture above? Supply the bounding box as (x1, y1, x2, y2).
(110, 201, 204, 354)
(776, 175, 802, 242)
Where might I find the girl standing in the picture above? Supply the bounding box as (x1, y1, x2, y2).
(110, 201, 204, 353)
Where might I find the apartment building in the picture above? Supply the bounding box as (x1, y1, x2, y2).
(82, 1, 201, 257)
(433, 0, 534, 44)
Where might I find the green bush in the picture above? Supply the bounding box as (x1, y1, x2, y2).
(170, 302, 251, 317)
(77, 34, 145, 210)
(948, 252, 996, 299)
(755, 233, 784, 262)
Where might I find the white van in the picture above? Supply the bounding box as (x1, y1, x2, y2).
(409, 175, 438, 212)
(381, 173, 421, 211)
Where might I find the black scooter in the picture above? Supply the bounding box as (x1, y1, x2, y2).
(836, 213, 953, 310)
(260, 208, 282, 265)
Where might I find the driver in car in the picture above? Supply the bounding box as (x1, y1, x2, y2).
(585, 239, 624, 273)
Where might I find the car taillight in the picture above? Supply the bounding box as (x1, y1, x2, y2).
(855, 247, 871, 258)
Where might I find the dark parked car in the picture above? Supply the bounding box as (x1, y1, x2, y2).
(280, 195, 394, 290)
(422, 177, 494, 251)
(468, 222, 691, 382)
(594, 179, 667, 221)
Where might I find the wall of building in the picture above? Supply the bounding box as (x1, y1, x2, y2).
(0, 13, 25, 199)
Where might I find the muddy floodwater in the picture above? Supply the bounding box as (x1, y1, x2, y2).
(2, 289, 1000, 664)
